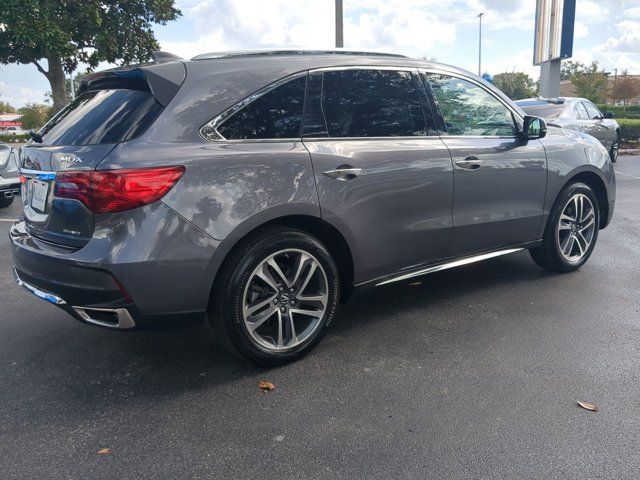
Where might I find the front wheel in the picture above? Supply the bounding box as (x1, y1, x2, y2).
(529, 182, 600, 273)
(210, 227, 340, 365)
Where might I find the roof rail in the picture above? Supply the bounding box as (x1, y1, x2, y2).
(192, 49, 408, 61)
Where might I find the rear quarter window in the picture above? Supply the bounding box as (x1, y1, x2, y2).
(39, 89, 163, 146)
(216, 76, 307, 140)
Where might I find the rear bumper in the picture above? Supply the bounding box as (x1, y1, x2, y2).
(10, 203, 220, 329)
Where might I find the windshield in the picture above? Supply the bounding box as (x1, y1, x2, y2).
(38, 89, 163, 146)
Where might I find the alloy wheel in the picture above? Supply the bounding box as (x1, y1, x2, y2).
(242, 249, 328, 351)
(556, 193, 596, 263)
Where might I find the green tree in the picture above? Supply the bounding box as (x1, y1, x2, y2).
(610, 70, 640, 109)
(0, 1, 181, 113)
(492, 72, 537, 100)
(561, 61, 608, 103)
(0, 101, 17, 113)
(18, 103, 51, 130)
(45, 71, 88, 104)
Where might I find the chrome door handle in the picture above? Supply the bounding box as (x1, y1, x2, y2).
(455, 157, 484, 170)
(323, 167, 363, 181)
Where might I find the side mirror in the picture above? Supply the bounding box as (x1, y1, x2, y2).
(603, 111, 614, 119)
(521, 115, 547, 140)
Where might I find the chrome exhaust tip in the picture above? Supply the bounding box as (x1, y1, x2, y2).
(3, 189, 20, 198)
(73, 307, 136, 329)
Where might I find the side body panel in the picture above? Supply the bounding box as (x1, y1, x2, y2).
(304, 137, 454, 283)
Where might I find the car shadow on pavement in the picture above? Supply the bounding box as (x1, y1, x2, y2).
(4, 250, 559, 415)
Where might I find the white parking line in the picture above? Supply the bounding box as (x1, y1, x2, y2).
(616, 170, 640, 180)
(0, 218, 16, 222)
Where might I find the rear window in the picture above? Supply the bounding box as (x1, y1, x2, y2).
(39, 89, 163, 146)
(516, 102, 566, 120)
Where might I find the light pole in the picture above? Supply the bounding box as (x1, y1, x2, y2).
(335, 0, 343, 48)
(478, 12, 484, 76)
(69, 71, 75, 100)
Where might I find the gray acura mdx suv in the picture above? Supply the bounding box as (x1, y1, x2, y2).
(11, 50, 615, 365)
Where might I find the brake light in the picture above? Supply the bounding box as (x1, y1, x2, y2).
(54, 166, 185, 214)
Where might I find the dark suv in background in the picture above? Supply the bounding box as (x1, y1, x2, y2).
(11, 50, 615, 365)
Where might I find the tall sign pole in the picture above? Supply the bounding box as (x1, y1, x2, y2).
(478, 12, 484, 76)
(535, 0, 575, 98)
(335, 0, 344, 48)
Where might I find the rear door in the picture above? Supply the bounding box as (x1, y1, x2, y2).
(582, 101, 616, 149)
(302, 68, 454, 283)
(423, 72, 547, 256)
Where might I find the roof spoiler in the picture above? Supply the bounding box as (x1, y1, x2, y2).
(536, 96, 565, 105)
(151, 51, 183, 64)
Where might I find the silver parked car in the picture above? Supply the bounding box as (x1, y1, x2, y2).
(0, 143, 20, 208)
(516, 97, 620, 162)
(11, 50, 615, 365)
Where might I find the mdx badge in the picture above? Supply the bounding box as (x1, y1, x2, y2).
(53, 152, 83, 164)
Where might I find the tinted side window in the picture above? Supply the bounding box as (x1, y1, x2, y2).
(40, 89, 163, 146)
(217, 76, 307, 140)
(574, 102, 589, 119)
(304, 70, 431, 138)
(583, 102, 602, 119)
(425, 74, 516, 136)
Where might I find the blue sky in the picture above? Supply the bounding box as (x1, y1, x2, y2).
(1, 0, 639, 107)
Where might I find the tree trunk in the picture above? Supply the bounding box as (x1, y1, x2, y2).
(46, 53, 67, 114)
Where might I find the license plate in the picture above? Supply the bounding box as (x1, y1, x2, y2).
(31, 179, 49, 212)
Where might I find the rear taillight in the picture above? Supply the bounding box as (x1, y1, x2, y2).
(54, 166, 185, 214)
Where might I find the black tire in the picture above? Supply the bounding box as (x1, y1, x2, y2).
(210, 227, 340, 366)
(529, 182, 600, 273)
(0, 196, 14, 208)
(610, 131, 620, 163)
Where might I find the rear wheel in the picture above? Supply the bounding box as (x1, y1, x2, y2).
(210, 227, 340, 365)
(529, 182, 599, 272)
(610, 131, 620, 162)
(0, 196, 14, 209)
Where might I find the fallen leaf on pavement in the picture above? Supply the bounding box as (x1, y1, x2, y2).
(408, 282, 422, 287)
(97, 448, 111, 455)
(577, 401, 598, 412)
(259, 381, 275, 391)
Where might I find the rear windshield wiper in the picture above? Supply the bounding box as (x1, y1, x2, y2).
(29, 131, 43, 143)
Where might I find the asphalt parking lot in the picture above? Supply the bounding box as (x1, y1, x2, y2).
(1, 157, 639, 479)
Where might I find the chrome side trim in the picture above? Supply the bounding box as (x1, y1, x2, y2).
(73, 307, 136, 330)
(18, 168, 56, 180)
(375, 248, 524, 286)
(13, 268, 67, 305)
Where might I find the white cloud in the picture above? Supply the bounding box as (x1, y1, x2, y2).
(167, 0, 548, 63)
(484, 48, 540, 78)
(574, 21, 588, 38)
(590, 18, 640, 73)
(0, 81, 47, 107)
(576, 0, 610, 22)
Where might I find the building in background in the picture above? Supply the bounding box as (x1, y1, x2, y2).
(560, 75, 640, 105)
(0, 113, 23, 130)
